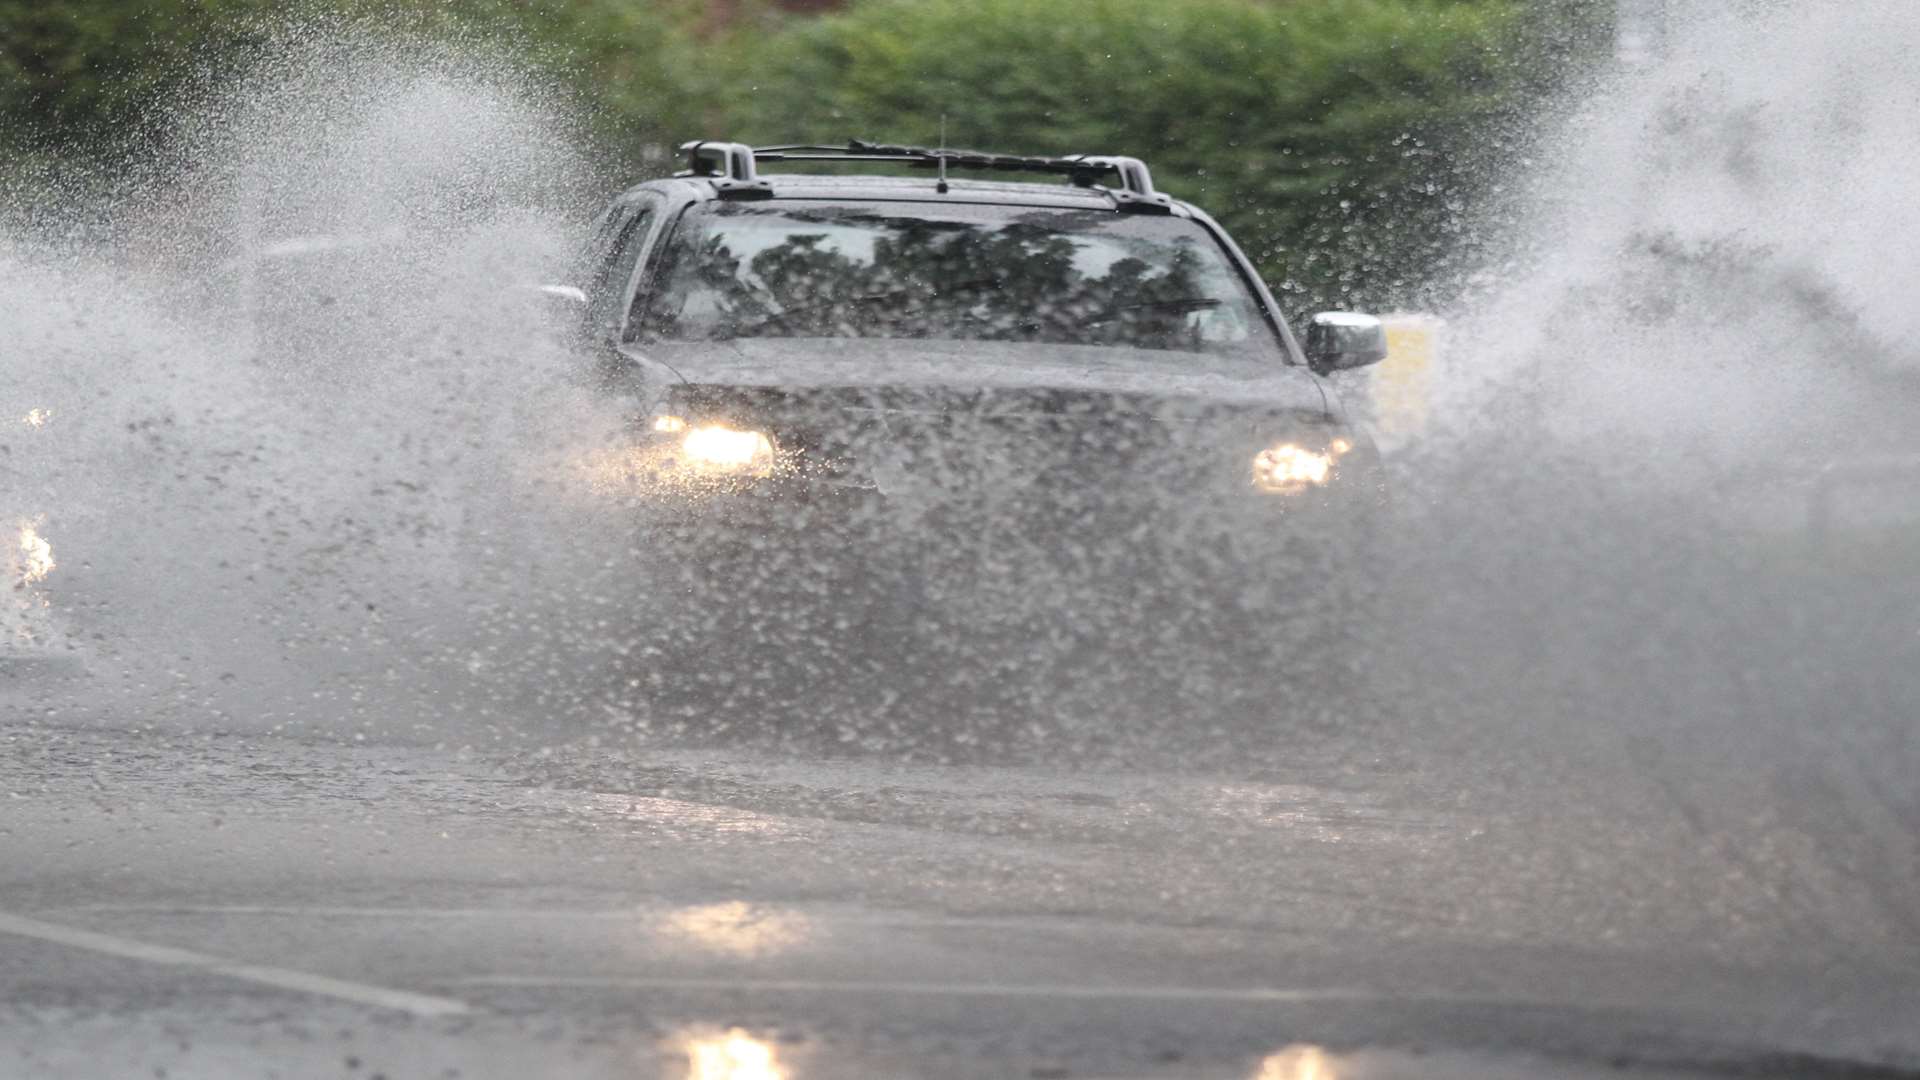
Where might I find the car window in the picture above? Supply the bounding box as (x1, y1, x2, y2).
(586, 200, 656, 332)
(631, 201, 1283, 363)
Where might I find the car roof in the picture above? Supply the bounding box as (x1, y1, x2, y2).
(632, 174, 1198, 215)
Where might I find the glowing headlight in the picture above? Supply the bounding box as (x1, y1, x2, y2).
(1252, 437, 1353, 495)
(681, 424, 775, 472)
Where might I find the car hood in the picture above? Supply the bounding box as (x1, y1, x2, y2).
(632, 337, 1330, 417)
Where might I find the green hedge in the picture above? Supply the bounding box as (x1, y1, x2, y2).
(523, 0, 1606, 311)
(2, 0, 1608, 310)
(704, 0, 1583, 312)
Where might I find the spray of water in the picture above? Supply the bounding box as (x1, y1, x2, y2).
(1348, 2, 1920, 979)
(0, 8, 1914, 801)
(1444, 0, 1915, 458)
(0, 26, 647, 740)
(0, 23, 1314, 758)
(1393, 0, 1918, 725)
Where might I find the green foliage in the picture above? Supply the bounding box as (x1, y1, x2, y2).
(710, 0, 1563, 311)
(0, 0, 1610, 308)
(0, 0, 717, 192)
(0, 0, 265, 156)
(441, 0, 716, 154)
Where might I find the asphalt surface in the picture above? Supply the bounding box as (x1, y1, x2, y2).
(2, 702, 1918, 1080)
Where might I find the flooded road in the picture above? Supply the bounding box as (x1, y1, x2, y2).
(3, 719, 1916, 1078)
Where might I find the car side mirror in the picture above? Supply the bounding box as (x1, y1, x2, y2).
(1304, 312, 1389, 374)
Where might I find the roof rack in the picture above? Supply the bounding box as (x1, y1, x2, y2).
(675, 139, 1174, 211)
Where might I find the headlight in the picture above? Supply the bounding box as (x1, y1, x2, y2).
(1251, 437, 1354, 495)
(678, 423, 775, 473)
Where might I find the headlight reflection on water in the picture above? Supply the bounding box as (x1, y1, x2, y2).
(659, 901, 810, 958)
(14, 519, 54, 586)
(15, 408, 57, 586)
(1254, 1044, 1339, 1080)
(683, 1028, 786, 1080)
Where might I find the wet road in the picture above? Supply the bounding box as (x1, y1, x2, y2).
(2, 715, 1918, 1079)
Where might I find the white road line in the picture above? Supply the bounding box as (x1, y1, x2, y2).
(48, 904, 1279, 938)
(58, 904, 644, 920)
(0, 910, 470, 1018)
(459, 974, 1385, 1004)
(459, 975, 1610, 1016)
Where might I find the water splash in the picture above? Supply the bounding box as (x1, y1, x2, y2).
(1369, 0, 1920, 797)
(1, 8, 1913, 788)
(0, 25, 631, 735)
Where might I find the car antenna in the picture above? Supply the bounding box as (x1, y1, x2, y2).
(936, 115, 950, 194)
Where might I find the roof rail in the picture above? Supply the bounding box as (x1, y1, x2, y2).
(674, 139, 1173, 211)
(1059, 154, 1166, 211)
(676, 140, 773, 197)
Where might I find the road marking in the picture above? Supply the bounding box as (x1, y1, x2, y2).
(57, 904, 645, 920)
(459, 974, 1386, 1004)
(0, 910, 470, 1017)
(49, 904, 1312, 939)
(458, 975, 1652, 1019)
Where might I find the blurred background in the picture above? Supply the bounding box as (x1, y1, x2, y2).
(0, 0, 1618, 315)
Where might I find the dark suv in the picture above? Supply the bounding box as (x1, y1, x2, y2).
(558, 140, 1387, 543)
(549, 139, 1392, 719)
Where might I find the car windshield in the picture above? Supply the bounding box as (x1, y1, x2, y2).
(635, 201, 1285, 361)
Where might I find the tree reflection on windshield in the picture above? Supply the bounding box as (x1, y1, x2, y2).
(636, 204, 1276, 358)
